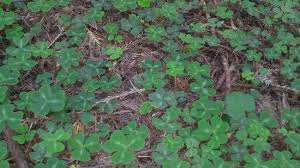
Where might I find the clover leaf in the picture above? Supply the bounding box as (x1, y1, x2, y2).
(102, 45, 123, 60)
(112, 0, 137, 12)
(56, 48, 82, 69)
(27, 0, 56, 12)
(159, 3, 184, 23)
(273, 151, 300, 168)
(31, 41, 54, 57)
(185, 62, 210, 78)
(133, 71, 167, 90)
(145, 26, 167, 42)
(282, 108, 300, 128)
(225, 91, 255, 120)
(284, 132, 300, 157)
(166, 61, 185, 77)
(0, 141, 9, 168)
(79, 60, 106, 80)
(215, 6, 234, 19)
(245, 50, 262, 62)
(152, 106, 182, 133)
(149, 89, 178, 109)
(0, 9, 16, 30)
(138, 101, 153, 115)
(29, 84, 66, 116)
(103, 122, 148, 164)
(84, 7, 105, 23)
(68, 133, 101, 161)
(0, 104, 23, 132)
(98, 75, 121, 91)
(37, 129, 71, 155)
(137, 0, 151, 7)
(0, 86, 8, 103)
(120, 14, 143, 36)
(16, 92, 32, 110)
(189, 78, 216, 96)
(192, 116, 230, 146)
(67, 91, 95, 111)
(0, 66, 20, 85)
(12, 124, 36, 144)
(36, 72, 53, 85)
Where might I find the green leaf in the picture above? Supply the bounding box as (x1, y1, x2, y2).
(98, 75, 121, 91)
(120, 14, 143, 36)
(56, 69, 80, 85)
(27, 0, 56, 12)
(0, 86, 8, 103)
(102, 45, 123, 60)
(112, 0, 137, 12)
(282, 108, 300, 128)
(149, 89, 178, 109)
(68, 132, 101, 161)
(85, 8, 105, 23)
(56, 48, 82, 69)
(36, 72, 53, 85)
(0, 66, 20, 85)
(29, 85, 66, 116)
(285, 132, 300, 157)
(138, 0, 151, 8)
(67, 92, 95, 111)
(192, 116, 229, 145)
(38, 129, 71, 155)
(145, 26, 167, 42)
(166, 61, 185, 77)
(103, 122, 148, 164)
(0, 104, 23, 131)
(225, 91, 255, 120)
(138, 101, 153, 115)
(31, 41, 54, 57)
(0, 141, 8, 160)
(0, 9, 16, 30)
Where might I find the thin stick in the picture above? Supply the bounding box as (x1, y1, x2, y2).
(93, 88, 145, 106)
(48, 27, 65, 48)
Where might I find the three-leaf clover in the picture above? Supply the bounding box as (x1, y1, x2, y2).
(37, 129, 71, 155)
(28, 85, 66, 116)
(0, 8, 16, 30)
(112, 0, 137, 12)
(31, 41, 54, 57)
(0, 104, 23, 132)
(166, 61, 185, 77)
(12, 124, 36, 144)
(102, 122, 148, 164)
(0, 66, 20, 85)
(282, 108, 300, 128)
(120, 14, 143, 36)
(148, 89, 178, 109)
(145, 26, 167, 42)
(27, 0, 56, 12)
(68, 133, 101, 161)
(102, 45, 124, 60)
(67, 91, 95, 111)
(192, 116, 230, 146)
(56, 48, 82, 69)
